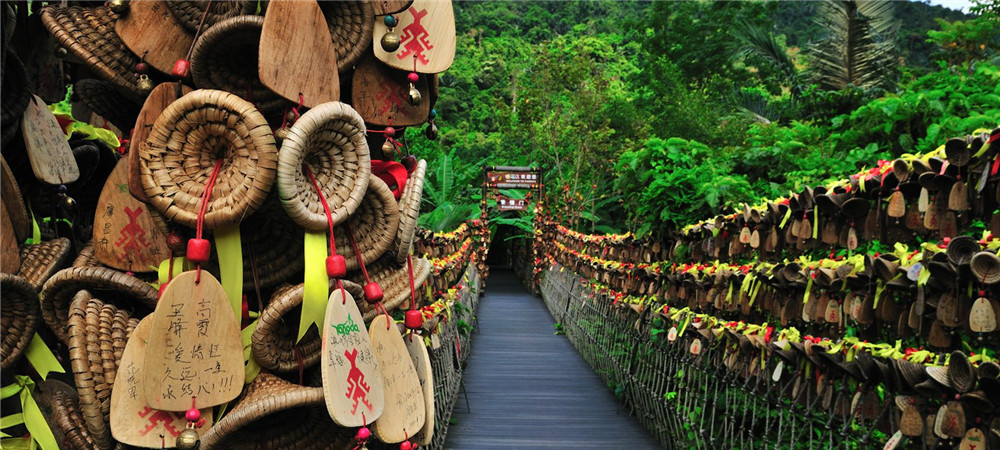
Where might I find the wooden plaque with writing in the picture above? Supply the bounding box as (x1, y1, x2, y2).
(369, 315, 425, 443)
(112, 317, 214, 448)
(129, 83, 192, 202)
(259, 0, 340, 108)
(21, 95, 79, 185)
(406, 333, 434, 445)
(372, 0, 455, 74)
(352, 53, 429, 127)
(115, 0, 194, 75)
(94, 159, 169, 272)
(143, 271, 243, 411)
(321, 286, 384, 427)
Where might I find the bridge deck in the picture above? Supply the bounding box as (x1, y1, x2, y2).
(444, 270, 660, 449)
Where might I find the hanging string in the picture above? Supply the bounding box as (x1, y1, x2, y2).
(407, 255, 417, 310)
(346, 223, 372, 289)
(184, 0, 214, 62)
(194, 159, 224, 283)
(304, 165, 349, 304)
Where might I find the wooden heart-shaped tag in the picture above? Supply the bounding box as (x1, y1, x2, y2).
(690, 338, 702, 355)
(939, 211, 958, 239)
(406, 334, 434, 446)
(949, 181, 970, 211)
(858, 295, 876, 325)
(372, 0, 456, 74)
(847, 227, 859, 251)
(739, 226, 751, 244)
(825, 299, 841, 324)
(900, 403, 923, 437)
(111, 317, 214, 447)
(370, 315, 426, 443)
(129, 82, 192, 202)
(798, 218, 812, 239)
(821, 221, 838, 245)
(21, 95, 79, 185)
(905, 204, 924, 230)
(887, 191, 906, 217)
(94, 159, 169, 272)
(937, 292, 961, 327)
(959, 427, 986, 450)
(879, 296, 901, 323)
(918, 187, 929, 212)
(322, 286, 385, 426)
(941, 401, 966, 438)
(928, 320, 951, 348)
(352, 53, 430, 127)
(924, 204, 939, 230)
(749, 229, 761, 249)
(970, 297, 997, 333)
(144, 271, 243, 411)
(260, 0, 340, 107)
(115, 0, 194, 74)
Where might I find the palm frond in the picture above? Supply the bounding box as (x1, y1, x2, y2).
(807, 0, 898, 91)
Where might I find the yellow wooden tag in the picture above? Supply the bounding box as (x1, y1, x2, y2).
(321, 286, 385, 427)
(372, 0, 456, 73)
(21, 95, 79, 185)
(93, 160, 169, 272)
(370, 315, 425, 443)
(143, 271, 243, 411)
(406, 333, 434, 446)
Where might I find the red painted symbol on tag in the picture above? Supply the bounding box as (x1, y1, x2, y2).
(137, 406, 183, 437)
(344, 348, 373, 414)
(376, 79, 408, 116)
(397, 7, 433, 65)
(115, 206, 152, 258)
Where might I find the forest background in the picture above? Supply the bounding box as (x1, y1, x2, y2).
(408, 0, 1000, 240)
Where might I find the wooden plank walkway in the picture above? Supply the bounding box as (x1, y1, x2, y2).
(444, 270, 660, 449)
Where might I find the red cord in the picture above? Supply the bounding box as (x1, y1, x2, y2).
(194, 159, 224, 283)
(304, 166, 338, 256)
(407, 254, 416, 310)
(345, 223, 370, 285)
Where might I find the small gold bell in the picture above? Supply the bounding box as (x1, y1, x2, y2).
(381, 138, 395, 154)
(381, 32, 401, 52)
(54, 46, 68, 58)
(274, 127, 289, 145)
(175, 428, 200, 449)
(407, 85, 422, 106)
(108, 0, 128, 14)
(425, 121, 438, 140)
(136, 74, 155, 95)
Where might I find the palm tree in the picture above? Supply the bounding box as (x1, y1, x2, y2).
(808, 0, 899, 91)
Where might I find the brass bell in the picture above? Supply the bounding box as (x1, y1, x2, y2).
(425, 121, 438, 140)
(108, 0, 128, 14)
(381, 138, 395, 154)
(381, 32, 401, 53)
(274, 127, 289, 145)
(407, 85, 422, 106)
(175, 428, 200, 449)
(136, 74, 155, 95)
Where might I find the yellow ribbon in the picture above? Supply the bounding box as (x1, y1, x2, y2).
(23, 335, 64, 381)
(241, 318, 261, 384)
(779, 208, 792, 229)
(0, 376, 57, 450)
(300, 231, 329, 342)
(215, 224, 244, 319)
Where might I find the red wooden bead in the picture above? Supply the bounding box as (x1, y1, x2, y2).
(326, 255, 347, 278)
(400, 442, 412, 450)
(172, 59, 191, 79)
(384, 126, 396, 138)
(185, 408, 201, 422)
(407, 72, 419, 83)
(187, 238, 211, 264)
(363, 282, 383, 304)
(404, 310, 423, 329)
(355, 427, 371, 441)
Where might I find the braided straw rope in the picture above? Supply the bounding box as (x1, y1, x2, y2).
(352, 256, 431, 321)
(18, 237, 72, 290)
(166, 0, 257, 33)
(39, 5, 143, 101)
(190, 15, 288, 116)
(334, 177, 399, 271)
(200, 372, 352, 449)
(1, 274, 40, 370)
(140, 89, 277, 229)
(318, 0, 375, 73)
(251, 280, 362, 373)
(40, 266, 157, 345)
(277, 101, 371, 231)
(392, 159, 427, 265)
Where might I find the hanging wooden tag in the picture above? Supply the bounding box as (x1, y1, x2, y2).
(321, 287, 385, 427)
(939, 211, 958, 239)
(924, 203, 939, 230)
(918, 187, 930, 212)
(375, 0, 415, 16)
(926, 414, 941, 446)
(879, 296, 901, 323)
(970, 297, 997, 333)
(883, 430, 902, 450)
(739, 226, 751, 244)
(351, 53, 430, 127)
(959, 427, 986, 450)
(904, 204, 923, 230)
(933, 404, 948, 439)
(949, 180, 970, 211)
(111, 317, 214, 447)
(898, 305, 912, 337)
(900, 404, 923, 437)
(992, 212, 1000, 237)
(143, 271, 243, 411)
(370, 315, 425, 444)
(21, 95, 79, 185)
(406, 333, 434, 446)
(941, 401, 966, 438)
(129, 82, 192, 202)
(666, 326, 677, 342)
(749, 229, 760, 249)
(863, 210, 878, 240)
(857, 295, 876, 325)
(887, 191, 906, 217)
(847, 226, 859, 251)
(689, 338, 702, 355)
(798, 217, 812, 239)
(372, 0, 456, 73)
(766, 229, 778, 251)
(94, 160, 169, 272)
(908, 300, 922, 330)
(825, 299, 841, 324)
(1, 203, 21, 274)
(115, 0, 194, 75)
(928, 320, 951, 348)
(259, 0, 340, 107)
(937, 292, 961, 327)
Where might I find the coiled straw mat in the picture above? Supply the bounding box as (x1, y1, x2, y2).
(334, 177, 400, 271)
(39, 5, 143, 101)
(251, 280, 363, 374)
(140, 89, 278, 229)
(277, 101, 371, 231)
(199, 372, 353, 450)
(1, 274, 40, 370)
(318, 0, 375, 73)
(166, 0, 259, 33)
(392, 159, 427, 265)
(67, 290, 141, 450)
(351, 256, 431, 321)
(18, 237, 72, 290)
(190, 15, 288, 116)
(40, 266, 157, 345)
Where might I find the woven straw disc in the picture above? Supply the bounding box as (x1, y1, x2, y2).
(18, 237, 72, 290)
(971, 251, 1000, 285)
(140, 89, 277, 229)
(40, 266, 157, 345)
(200, 372, 352, 449)
(318, 0, 375, 72)
(67, 291, 140, 450)
(278, 101, 371, 231)
(39, 5, 143, 101)
(1, 274, 40, 370)
(353, 256, 431, 321)
(190, 15, 288, 116)
(166, 0, 258, 33)
(251, 280, 362, 373)
(392, 159, 427, 265)
(334, 177, 400, 271)
(241, 195, 304, 291)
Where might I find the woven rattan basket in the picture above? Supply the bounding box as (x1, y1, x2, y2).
(1, 273, 40, 370)
(334, 177, 400, 271)
(318, 0, 375, 72)
(140, 89, 278, 229)
(166, 0, 258, 33)
(352, 256, 431, 321)
(190, 15, 288, 116)
(72, 242, 100, 268)
(199, 372, 352, 449)
(74, 78, 140, 132)
(241, 195, 304, 291)
(40, 266, 157, 345)
(392, 159, 427, 265)
(18, 237, 72, 290)
(1, 50, 29, 147)
(33, 379, 98, 450)
(277, 101, 371, 231)
(251, 280, 362, 373)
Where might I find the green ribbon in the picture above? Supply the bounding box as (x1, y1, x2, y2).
(803, 276, 813, 304)
(215, 224, 244, 319)
(779, 208, 792, 229)
(241, 319, 261, 384)
(812, 208, 819, 239)
(300, 231, 329, 342)
(23, 334, 64, 381)
(0, 376, 57, 450)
